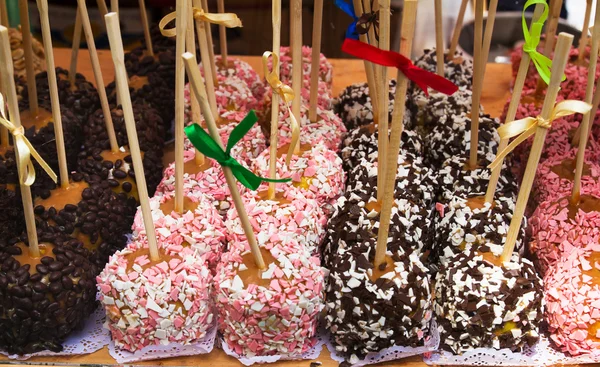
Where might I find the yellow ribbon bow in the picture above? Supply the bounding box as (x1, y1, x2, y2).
(0, 94, 57, 186)
(262, 51, 299, 166)
(159, 7, 242, 37)
(489, 100, 592, 170)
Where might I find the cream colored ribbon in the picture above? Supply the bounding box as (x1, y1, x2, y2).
(262, 51, 299, 166)
(159, 7, 242, 37)
(0, 94, 57, 186)
(489, 100, 592, 170)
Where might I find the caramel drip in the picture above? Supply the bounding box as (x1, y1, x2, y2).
(217, 59, 236, 71)
(201, 116, 233, 130)
(1, 183, 16, 191)
(365, 200, 383, 213)
(478, 251, 503, 267)
(257, 190, 291, 205)
(462, 161, 481, 172)
(363, 123, 377, 134)
(368, 254, 396, 282)
(13, 242, 55, 275)
(34, 181, 89, 211)
(100, 149, 133, 162)
(124, 247, 170, 272)
(563, 195, 600, 220)
(20, 108, 53, 132)
(466, 195, 491, 210)
(550, 158, 590, 181)
(72, 228, 100, 252)
(494, 321, 517, 336)
(293, 176, 313, 190)
(589, 322, 600, 342)
(582, 251, 600, 279)
(159, 196, 199, 215)
(129, 75, 149, 91)
(184, 159, 212, 175)
(238, 247, 277, 288)
(276, 143, 311, 159)
(451, 56, 464, 65)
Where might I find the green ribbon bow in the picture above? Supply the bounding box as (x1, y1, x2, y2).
(522, 0, 566, 85)
(184, 110, 290, 190)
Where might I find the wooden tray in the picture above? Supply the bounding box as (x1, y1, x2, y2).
(0, 49, 513, 367)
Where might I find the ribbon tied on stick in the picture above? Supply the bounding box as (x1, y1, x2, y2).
(159, 7, 242, 37)
(335, 0, 379, 41)
(341, 38, 458, 96)
(0, 94, 57, 186)
(521, 0, 565, 85)
(262, 51, 299, 166)
(489, 100, 592, 170)
(184, 110, 290, 190)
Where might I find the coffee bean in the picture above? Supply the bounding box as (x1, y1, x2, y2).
(49, 271, 61, 282)
(33, 282, 47, 293)
(48, 262, 63, 272)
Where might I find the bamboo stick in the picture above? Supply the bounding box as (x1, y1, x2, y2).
(469, 0, 484, 169)
(448, 0, 468, 59)
(18, 0, 38, 115)
(376, 0, 391, 201)
(434, 0, 444, 76)
(106, 12, 160, 261)
(0, 0, 8, 27)
(578, 0, 593, 63)
(485, 4, 546, 204)
(308, 0, 323, 123)
(139, 0, 154, 56)
(77, 0, 119, 153)
(353, 0, 379, 123)
(0, 26, 39, 257)
(572, 0, 600, 204)
(268, 0, 281, 200)
(501, 33, 574, 263)
(217, 0, 228, 64)
(36, 0, 69, 188)
(69, 9, 82, 87)
(173, 0, 187, 214)
(193, 0, 218, 118)
(534, 0, 563, 96)
(480, 0, 498, 74)
(291, 0, 302, 155)
(374, 0, 417, 268)
(183, 52, 265, 269)
(201, 0, 218, 86)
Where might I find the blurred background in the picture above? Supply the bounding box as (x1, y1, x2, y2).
(4, 0, 595, 59)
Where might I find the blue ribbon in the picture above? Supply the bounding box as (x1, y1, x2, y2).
(335, 0, 359, 40)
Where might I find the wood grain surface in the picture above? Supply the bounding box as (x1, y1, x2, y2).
(0, 49, 529, 367)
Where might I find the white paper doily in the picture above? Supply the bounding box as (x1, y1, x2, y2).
(219, 327, 327, 366)
(326, 319, 440, 367)
(424, 334, 600, 366)
(1, 304, 110, 360)
(108, 323, 217, 363)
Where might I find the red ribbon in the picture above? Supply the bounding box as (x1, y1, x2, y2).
(342, 38, 458, 96)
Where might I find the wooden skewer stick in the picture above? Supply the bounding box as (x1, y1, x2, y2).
(268, 0, 281, 200)
(469, 0, 484, 169)
(18, 0, 38, 115)
(501, 33, 574, 263)
(291, 0, 302, 155)
(201, 0, 218, 87)
(217, 0, 228, 64)
(77, 0, 119, 153)
(106, 13, 160, 262)
(0, 0, 8, 26)
(111, 0, 118, 12)
(0, 26, 39, 258)
(183, 52, 265, 269)
(534, 0, 563, 96)
(69, 9, 82, 87)
(352, 0, 378, 120)
(485, 4, 545, 204)
(363, 0, 378, 48)
(376, 0, 391, 201)
(97, 0, 109, 17)
(374, 0, 418, 268)
(434, 0, 444, 76)
(480, 0, 498, 74)
(448, 0, 468, 59)
(572, 0, 600, 204)
(308, 0, 323, 123)
(36, 0, 69, 188)
(185, 1, 204, 166)
(193, 0, 218, 118)
(578, 0, 593, 63)
(139, 0, 154, 56)
(173, 0, 187, 214)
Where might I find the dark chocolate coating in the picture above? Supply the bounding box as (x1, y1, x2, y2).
(0, 237, 97, 354)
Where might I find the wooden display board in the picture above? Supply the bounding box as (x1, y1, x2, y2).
(0, 48, 514, 367)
